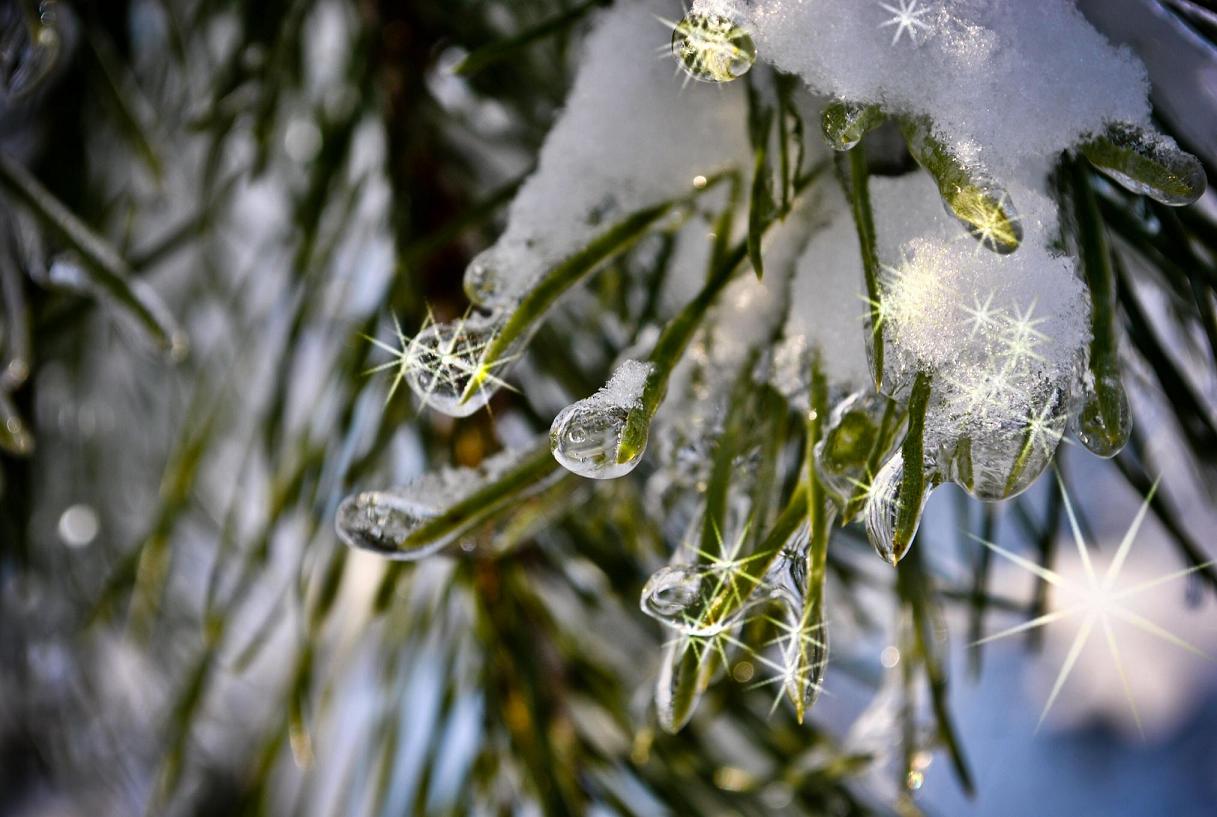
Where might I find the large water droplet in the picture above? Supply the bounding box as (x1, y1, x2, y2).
(1081, 123, 1206, 207)
(405, 312, 509, 417)
(670, 13, 756, 84)
(335, 490, 439, 560)
(551, 400, 640, 479)
(551, 360, 652, 479)
(961, 387, 1068, 501)
(1073, 372, 1130, 458)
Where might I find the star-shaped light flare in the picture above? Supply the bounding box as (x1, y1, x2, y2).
(879, 0, 934, 47)
(971, 472, 1215, 735)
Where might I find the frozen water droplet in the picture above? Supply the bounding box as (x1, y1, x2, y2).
(551, 360, 652, 479)
(550, 400, 640, 479)
(864, 452, 926, 565)
(335, 490, 439, 560)
(1073, 372, 1130, 458)
(901, 118, 1022, 253)
(670, 13, 756, 84)
(766, 544, 830, 718)
(821, 101, 885, 152)
(405, 312, 509, 417)
(1081, 123, 1206, 207)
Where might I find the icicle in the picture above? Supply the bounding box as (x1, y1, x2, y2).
(1080, 123, 1206, 207)
(335, 490, 439, 560)
(670, 13, 757, 84)
(821, 101, 885, 152)
(900, 118, 1023, 254)
(405, 311, 511, 417)
(551, 360, 653, 479)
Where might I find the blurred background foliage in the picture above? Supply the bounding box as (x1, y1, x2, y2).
(1, 1, 1217, 816)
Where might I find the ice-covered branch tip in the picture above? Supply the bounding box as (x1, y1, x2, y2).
(1080, 123, 1207, 207)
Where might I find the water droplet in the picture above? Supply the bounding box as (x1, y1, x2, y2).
(1073, 372, 1130, 458)
(864, 452, 926, 565)
(821, 100, 884, 151)
(405, 312, 509, 417)
(551, 360, 653, 479)
(334, 490, 439, 560)
(463, 249, 512, 308)
(670, 14, 756, 84)
(1081, 123, 1206, 207)
(550, 400, 640, 479)
(641, 564, 706, 622)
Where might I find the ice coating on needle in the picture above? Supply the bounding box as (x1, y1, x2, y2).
(336, 445, 539, 558)
(695, 0, 1150, 177)
(469, 0, 750, 306)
